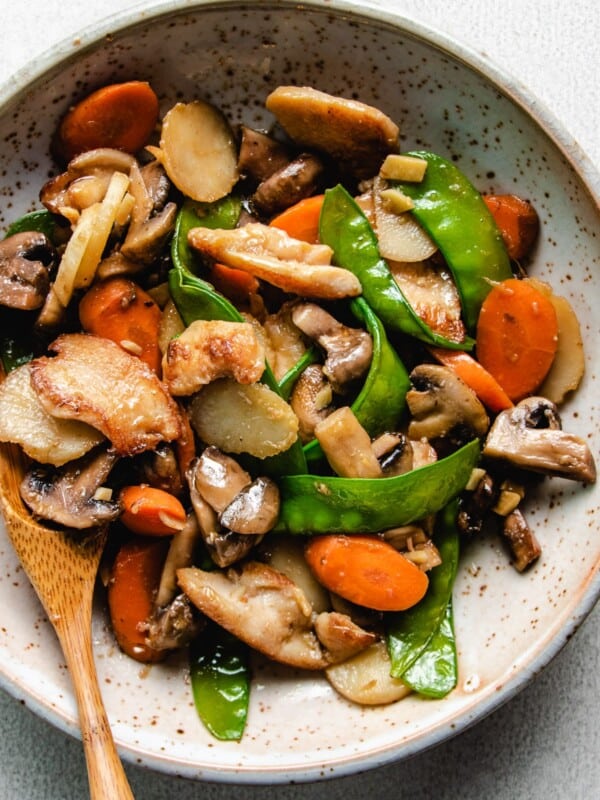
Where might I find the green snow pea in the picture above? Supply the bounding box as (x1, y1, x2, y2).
(319, 185, 474, 350)
(189, 623, 249, 741)
(303, 296, 411, 463)
(273, 439, 479, 535)
(401, 600, 457, 698)
(172, 195, 242, 276)
(392, 151, 513, 331)
(5, 208, 60, 241)
(386, 500, 460, 691)
(0, 333, 33, 372)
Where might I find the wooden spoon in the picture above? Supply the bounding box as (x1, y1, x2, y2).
(0, 436, 135, 799)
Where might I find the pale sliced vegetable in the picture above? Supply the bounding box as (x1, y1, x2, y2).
(379, 187, 414, 214)
(148, 100, 238, 202)
(528, 278, 585, 404)
(314, 406, 383, 478)
(0, 363, 103, 466)
(372, 178, 437, 262)
(325, 640, 411, 705)
(52, 170, 130, 307)
(188, 378, 299, 458)
(266, 535, 330, 613)
(158, 298, 185, 354)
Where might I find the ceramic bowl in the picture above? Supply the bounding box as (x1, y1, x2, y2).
(0, 0, 598, 784)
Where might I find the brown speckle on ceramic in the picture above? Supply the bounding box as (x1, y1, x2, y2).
(0, 0, 598, 786)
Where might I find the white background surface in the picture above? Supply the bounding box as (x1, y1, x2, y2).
(0, 1, 598, 798)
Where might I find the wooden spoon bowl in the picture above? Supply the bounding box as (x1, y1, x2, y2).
(0, 433, 134, 799)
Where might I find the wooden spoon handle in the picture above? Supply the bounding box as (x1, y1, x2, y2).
(57, 613, 135, 800)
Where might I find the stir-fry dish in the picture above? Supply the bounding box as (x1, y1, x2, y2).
(0, 80, 596, 740)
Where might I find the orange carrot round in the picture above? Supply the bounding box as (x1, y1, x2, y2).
(428, 347, 513, 413)
(55, 80, 159, 162)
(107, 536, 169, 663)
(475, 278, 558, 401)
(209, 261, 260, 303)
(79, 276, 162, 374)
(269, 194, 325, 243)
(120, 485, 186, 536)
(483, 194, 539, 261)
(305, 534, 429, 612)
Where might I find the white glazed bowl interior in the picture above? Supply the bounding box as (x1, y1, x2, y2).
(0, 0, 598, 784)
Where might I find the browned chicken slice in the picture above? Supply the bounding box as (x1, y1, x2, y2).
(178, 561, 328, 669)
(265, 86, 399, 178)
(314, 611, 377, 664)
(29, 333, 182, 456)
(188, 223, 362, 300)
(388, 260, 466, 343)
(163, 319, 266, 396)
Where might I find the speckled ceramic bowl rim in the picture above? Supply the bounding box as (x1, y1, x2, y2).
(0, 0, 598, 784)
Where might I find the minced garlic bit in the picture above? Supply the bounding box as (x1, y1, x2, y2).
(379, 154, 428, 182)
(93, 486, 113, 502)
(120, 339, 144, 356)
(379, 187, 414, 214)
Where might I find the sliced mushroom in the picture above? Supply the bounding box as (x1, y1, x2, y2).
(371, 431, 414, 476)
(144, 593, 203, 651)
(29, 333, 182, 456)
(482, 396, 596, 483)
(290, 364, 334, 442)
(190, 447, 252, 513)
(0, 231, 55, 310)
(177, 561, 328, 669)
(155, 512, 203, 608)
(237, 126, 291, 183)
(291, 302, 373, 392)
(162, 318, 266, 396)
(406, 364, 490, 441)
(266, 86, 399, 179)
(502, 508, 542, 572)
(40, 147, 136, 222)
(219, 477, 280, 534)
(457, 470, 497, 536)
(120, 160, 177, 265)
(252, 154, 324, 217)
(20, 446, 119, 529)
(136, 442, 185, 497)
(187, 459, 257, 567)
(187, 222, 361, 300)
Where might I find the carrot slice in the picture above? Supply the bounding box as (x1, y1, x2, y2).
(120, 485, 186, 536)
(209, 261, 260, 303)
(79, 276, 162, 374)
(269, 194, 325, 243)
(483, 194, 539, 261)
(475, 278, 559, 401)
(305, 534, 429, 612)
(55, 80, 159, 162)
(428, 347, 513, 413)
(107, 536, 169, 663)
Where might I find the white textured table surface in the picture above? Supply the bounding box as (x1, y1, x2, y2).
(0, 2, 598, 799)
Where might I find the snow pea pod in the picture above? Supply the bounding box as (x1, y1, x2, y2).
(386, 500, 460, 684)
(393, 151, 513, 331)
(5, 208, 61, 241)
(172, 195, 242, 275)
(319, 185, 474, 350)
(189, 623, 249, 741)
(401, 599, 457, 698)
(303, 296, 410, 463)
(273, 439, 479, 535)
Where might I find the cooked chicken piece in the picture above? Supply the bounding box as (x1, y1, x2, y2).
(314, 611, 377, 664)
(266, 86, 399, 178)
(388, 260, 466, 343)
(0, 363, 104, 466)
(178, 561, 327, 669)
(188, 223, 361, 300)
(20, 445, 120, 529)
(29, 333, 181, 456)
(163, 319, 266, 396)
